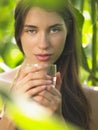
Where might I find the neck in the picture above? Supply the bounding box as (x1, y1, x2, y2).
(21, 59, 33, 69)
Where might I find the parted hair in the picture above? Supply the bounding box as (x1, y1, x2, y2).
(14, 0, 90, 129)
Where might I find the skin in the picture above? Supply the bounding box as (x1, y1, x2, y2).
(13, 7, 67, 115)
(0, 8, 67, 129)
(0, 6, 98, 130)
(21, 7, 67, 65)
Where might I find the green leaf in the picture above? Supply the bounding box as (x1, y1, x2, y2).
(81, 46, 91, 73)
(73, 7, 84, 32)
(0, 87, 82, 130)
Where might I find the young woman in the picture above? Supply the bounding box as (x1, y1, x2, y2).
(0, 0, 98, 130)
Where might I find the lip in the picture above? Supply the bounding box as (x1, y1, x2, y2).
(34, 54, 52, 61)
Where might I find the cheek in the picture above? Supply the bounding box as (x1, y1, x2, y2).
(53, 35, 66, 59)
(55, 43, 65, 57)
(20, 35, 33, 52)
(56, 33, 66, 50)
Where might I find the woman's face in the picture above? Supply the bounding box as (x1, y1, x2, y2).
(20, 7, 67, 65)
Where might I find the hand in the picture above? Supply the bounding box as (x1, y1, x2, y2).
(33, 72, 62, 116)
(13, 65, 52, 98)
(13, 66, 62, 116)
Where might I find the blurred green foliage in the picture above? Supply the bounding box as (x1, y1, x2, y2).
(0, 0, 23, 69)
(71, 0, 98, 86)
(0, 87, 82, 130)
(0, 0, 98, 85)
(0, 0, 98, 130)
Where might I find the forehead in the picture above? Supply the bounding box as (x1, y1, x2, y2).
(24, 7, 65, 25)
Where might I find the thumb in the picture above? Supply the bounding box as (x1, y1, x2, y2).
(55, 72, 62, 91)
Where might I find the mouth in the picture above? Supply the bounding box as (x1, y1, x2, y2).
(34, 54, 52, 61)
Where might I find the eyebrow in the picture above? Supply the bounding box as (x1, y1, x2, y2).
(24, 24, 64, 28)
(24, 25, 36, 28)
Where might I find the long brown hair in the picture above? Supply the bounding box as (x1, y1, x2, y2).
(14, 0, 90, 129)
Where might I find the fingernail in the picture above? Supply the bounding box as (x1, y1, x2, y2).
(46, 75, 52, 79)
(41, 85, 47, 89)
(46, 80, 52, 84)
(25, 64, 31, 69)
(26, 64, 30, 67)
(32, 64, 42, 69)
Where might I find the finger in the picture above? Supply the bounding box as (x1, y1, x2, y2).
(25, 85, 47, 98)
(39, 90, 53, 101)
(46, 85, 61, 97)
(39, 89, 61, 103)
(33, 95, 51, 106)
(55, 72, 62, 90)
(25, 72, 52, 81)
(33, 93, 61, 112)
(19, 65, 43, 80)
(15, 70, 52, 90)
(15, 79, 52, 93)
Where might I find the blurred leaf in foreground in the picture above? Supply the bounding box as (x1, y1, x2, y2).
(0, 86, 82, 130)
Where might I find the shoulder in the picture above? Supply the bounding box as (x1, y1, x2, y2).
(82, 85, 98, 116)
(82, 85, 98, 130)
(0, 66, 20, 88)
(82, 85, 98, 109)
(82, 85, 98, 100)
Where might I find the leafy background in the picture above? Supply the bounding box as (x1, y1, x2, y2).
(0, 0, 98, 130)
(0, 0, 98, 86)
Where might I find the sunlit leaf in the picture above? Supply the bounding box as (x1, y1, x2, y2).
(0, 87, 81, 130)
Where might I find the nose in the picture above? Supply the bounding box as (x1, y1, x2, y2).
(38, 32, 50, 50)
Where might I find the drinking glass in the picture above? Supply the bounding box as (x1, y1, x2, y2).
(34, 64, 57, 87)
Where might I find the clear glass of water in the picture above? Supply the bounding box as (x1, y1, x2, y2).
(33, 64, 57, 87)
(45, 64, 57, 86)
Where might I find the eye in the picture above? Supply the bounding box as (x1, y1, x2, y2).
(25, 28, 37, 34)
(50, 27, 61, 34)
